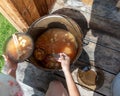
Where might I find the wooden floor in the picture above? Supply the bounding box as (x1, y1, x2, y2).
(52, 29, 120, 96)
(15, 0, 120, 96)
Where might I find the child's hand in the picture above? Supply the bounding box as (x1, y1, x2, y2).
(57, 53, 70, 72)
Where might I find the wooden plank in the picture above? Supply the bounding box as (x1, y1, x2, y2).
(52, 7, 120, 52)
(89, 14, 120, 39)
(51, 0, 120, 38)
(11, 0, 33, 25)
(12, 0, 55, 25)
(72, 67, 115, 96)
(55, 64, 112, 96)
(15, 62, 102, 96)
(33, 0, 49, 16)
(46, 0, 56, 12)
(0, 0, 55, 31)
(16, 60, 115, 96)
(0, 0, 29, 32)
(23, 0, 40, 22)
(53, 69, 103, 96)
(80, 39, 120, 74)
(16, 62, 67, 93)
(84, 29, 120, 52)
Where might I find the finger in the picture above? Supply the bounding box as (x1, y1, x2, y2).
(65, 55, 70, 60)
(62, 53, 68, 57)
(59, 53, 70, 61)
(59, 53, 64, 57)
(59, 53, 64, 60)
(61, 53, 68, 59)
(57, 58, 63, 62)
(61, 53, 70, 60)
(2, 54, 8, 61)
(57, 59, 61, 62)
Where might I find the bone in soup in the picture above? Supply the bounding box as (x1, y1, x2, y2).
(34, 28, 78, 69)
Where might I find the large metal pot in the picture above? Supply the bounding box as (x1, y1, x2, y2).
(27, 14, 83, 71)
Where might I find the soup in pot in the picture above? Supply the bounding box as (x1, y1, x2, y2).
(34, 28, 78, 69)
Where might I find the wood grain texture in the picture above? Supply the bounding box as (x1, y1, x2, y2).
(33, 0, 48, 17)
(51, 0, 120, 38)
(24, 0, 40, 22)
(0, 0, 29, 32)
(72, 67, 114, 96)
(80, 39, 120, 74)
(55, 63, 114, 96)
(11, 0, 32, 25)
(33, 0, 56, 16)
(84, 29, 120, 52)
(0, 0, 55, 31)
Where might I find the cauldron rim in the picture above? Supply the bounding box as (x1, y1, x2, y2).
(27, 14, 83, 71)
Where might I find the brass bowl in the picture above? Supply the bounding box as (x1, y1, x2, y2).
(4, 32, 34, 62)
